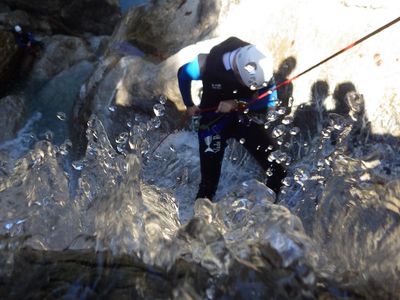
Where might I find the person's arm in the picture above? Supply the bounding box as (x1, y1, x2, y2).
(177, 55, 205, 115)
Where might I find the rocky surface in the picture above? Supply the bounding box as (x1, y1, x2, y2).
(0, 30, 20, 96)
(0, 95, 25, 143)
(0, 0, 121, 35)
(28, 35, 96, 86)
(120, 0, 222, 58)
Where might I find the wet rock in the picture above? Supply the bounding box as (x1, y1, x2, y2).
(121, 0, 221, 58)
(0, 30, 20, 96)
(0, 9, 31, 30)
(1, 0, 120, 35)
(29, 35, 95, 86)
(0, 245, 173, 300)
(0, 3, 10, 13)
(0, 9, 53, 36)
(0, 95, 25, 142)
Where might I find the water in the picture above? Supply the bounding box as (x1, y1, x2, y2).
(1, 96, 399, 298)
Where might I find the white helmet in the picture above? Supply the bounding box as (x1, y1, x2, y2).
(14, 25, 22, 33)
(234, 45, 273, 90)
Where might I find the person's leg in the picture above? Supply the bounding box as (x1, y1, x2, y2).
(196, 116, 229, 200)
(235, 117, 286, 194)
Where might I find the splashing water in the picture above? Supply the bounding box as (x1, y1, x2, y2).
(0, 93, 399, 299)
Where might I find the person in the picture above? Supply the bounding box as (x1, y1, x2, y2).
(177, 36, 286, 201)
(12, 25, 44, 55)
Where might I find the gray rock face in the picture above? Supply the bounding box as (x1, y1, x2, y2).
(0, 95, 25, 142)
(120, 0, 221, 57)
(29, 35, 95, 86)
(1, 0, 121, 35)
(0, 30, 20, 96)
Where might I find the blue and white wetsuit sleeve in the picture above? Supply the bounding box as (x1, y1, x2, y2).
(247, 77, 279, 111)
(177, 58, 201, 107)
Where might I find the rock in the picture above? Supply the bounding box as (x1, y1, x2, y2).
(0, 4, 10, 13)
(0, 95, 25, 142)
(120, 0, 222, 58)
(34, 60, 95, 144)
(0, 9, 52, 35)
(28, 35, 95, 86)
(1, 0, 121, 35)
(0, 30, 20, 96)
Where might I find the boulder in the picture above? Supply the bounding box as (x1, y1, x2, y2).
(120, 0, 222, 57)
(28, 35, 95, 87)
(0, 95, 25, 142)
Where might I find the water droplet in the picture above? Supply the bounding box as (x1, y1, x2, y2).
(153, 103, 165, 117)
(108, 105, 116, 112)
(272, 125, 286, 138)
(294, 168, 309, 184)
(239, 138, 246, 144)
(289, 127, 300, 136)
(317, 159, 325, 170)
(169, 145, 176, 152)
(44, 130, 53, 141)
(4, 223, 13, 230)
(321, 129, 331, 139)
(266, 168, 273, 177)
(149, 117, 161, 129)
(277, 107, 287, 115)
(250, 84, 257, 90)
(159, 95, 167, 104)
(256, 145, 261, 150)
(264, 123, 269, 129)
(268, 151, 278, 162)
(127, 121, 132, 128)
(233, 90, 238, 94)
(267, 111, 278, 122)
(108, 150, 116, 159)
(276, 151, 290, 164)
(282, 177, 293, 187)
(59, 142, 70, 155)
(288, 97, 294, 107)
(16, 219, 26, 225)
(56, 112, 66, 121)
(72, 161, 84, 171)
(116, 132, 129, 144)
(243, 108, 249, 114)
(282, 115, 293, 125)
(268, 145, 273, 151)
(117, 145, 126, 155)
